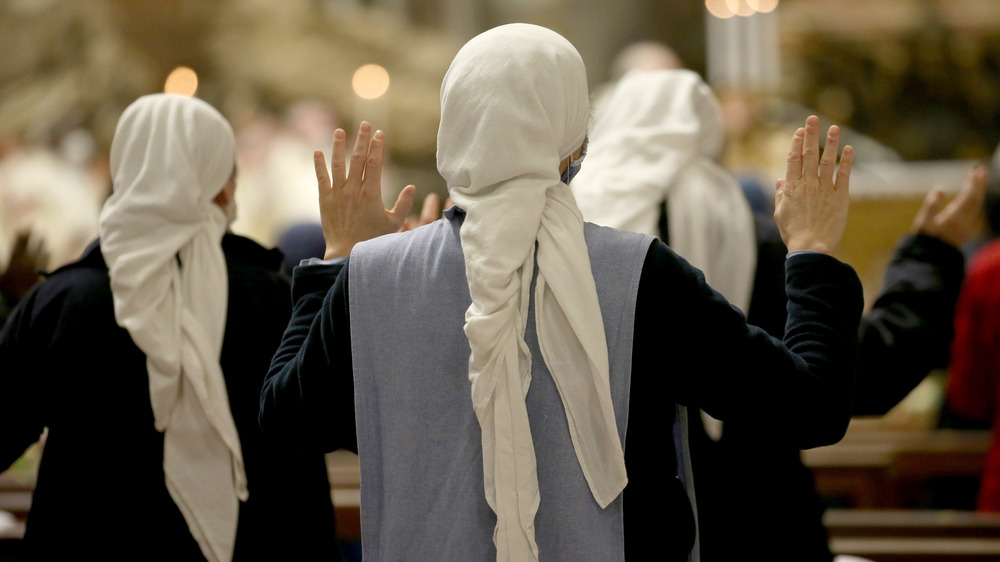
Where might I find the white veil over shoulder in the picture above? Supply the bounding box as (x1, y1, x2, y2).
(571, 69, 757, 314)
(99, 94, 246, 562)
(438, 24, 627, 561)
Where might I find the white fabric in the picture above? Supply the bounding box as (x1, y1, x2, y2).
(571, 69, 757, 315)
(99, 94, 246, 562)
(437, 24, 628, 561)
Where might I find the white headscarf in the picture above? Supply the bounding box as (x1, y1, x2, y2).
(99, 94, 246, 562)
(571, 69, 756, 314)
(438, 24, 627, 561)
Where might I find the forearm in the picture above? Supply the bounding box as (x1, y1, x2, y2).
(777, 252, 864, 446)
(259, 261, 358, 453)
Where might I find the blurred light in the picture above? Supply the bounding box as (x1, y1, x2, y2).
(747, 0, 779, 13)
(726, 0, 755, 17)
(352, 64, 390, 100)
(164, 66, 198, 97)
(705, 0, 735, 19)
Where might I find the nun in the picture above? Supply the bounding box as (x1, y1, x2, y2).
(261, 23, 861, 561)
(0, 94, 338, 561)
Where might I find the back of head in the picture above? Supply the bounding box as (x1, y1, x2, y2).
(610, 41, 684, 81)
(571, 69, 757, 313)
(437, 23, 589, 196)
(572, 69, 727, 235)
(106, 94, 236, 227)
(594, 69, 724, 162)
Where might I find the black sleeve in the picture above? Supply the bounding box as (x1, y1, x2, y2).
(0, 291, 46, 471)
(853, 234, 965, 415)
(259, 261, 358, 453)
(745, 212, 789, 339)
(634, 239, 863, 449)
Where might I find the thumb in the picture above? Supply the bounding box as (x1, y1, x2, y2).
(388, 185, 417, 230)
(913, 187, 946, 231)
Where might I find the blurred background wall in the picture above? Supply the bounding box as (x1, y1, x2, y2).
(2, 0, 999, 296)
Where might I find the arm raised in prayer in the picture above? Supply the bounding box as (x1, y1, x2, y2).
(261, 122, 413, 450)
(853, 167, 982, 415)
(259, 261, 358, 452)
(636, 241, 862, 449)
(637, 117, 862, 448)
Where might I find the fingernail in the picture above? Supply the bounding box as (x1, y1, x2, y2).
(795, 128, 805, 137)
(360, 122, 371, 132)
(334, 129, 345, 139)
(374, 130, 384, 139)
(843, 146, 853, 154)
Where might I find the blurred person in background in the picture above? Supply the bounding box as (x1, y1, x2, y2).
(0, 140, 104, 274)
(0, 94, 339, 561)
(947, 146, 1000, 514)
(571, 68, 984, 560)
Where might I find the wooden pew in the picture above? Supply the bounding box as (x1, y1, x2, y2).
(825, 509, 1000, 538)
(830, 537, 1000, 561)
(803, 423, 991, 508)
(825, 509, 1000, 561)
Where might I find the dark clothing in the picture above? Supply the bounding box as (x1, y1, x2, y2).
(260, 221, 863, 560)
(0, 234, 339, 561)
(689, 219, 966, 561)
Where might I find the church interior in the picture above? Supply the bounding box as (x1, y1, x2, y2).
(3, 0, 1000, 560)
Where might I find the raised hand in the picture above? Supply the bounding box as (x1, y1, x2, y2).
(314, 122, 415, 259)
(911, 166, 987, 248)
(774, 115, 853, 254)
(0, 229, 48, 298)
(401, 192, 443, 231)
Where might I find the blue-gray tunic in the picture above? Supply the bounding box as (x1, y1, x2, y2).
(260, 208, 864, 561)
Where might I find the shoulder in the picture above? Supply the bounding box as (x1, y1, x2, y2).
(583, 221, 654, 246)
(222, 233, 289, 291)
(583, 221, 656, 262)
(3, 243, 114, 348)
(222, 233, 284, 272)
(352, 217, 461, 271)
(33, 242, 112, 310)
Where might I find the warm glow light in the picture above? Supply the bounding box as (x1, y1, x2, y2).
(747, 0, 779, 13)
(705, 0, 735, 19)
(164, 66, 198, 97)
(726, 0, 755, 17)
(352, 64, 390, 100)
